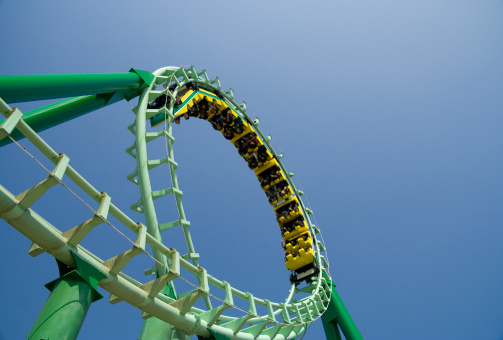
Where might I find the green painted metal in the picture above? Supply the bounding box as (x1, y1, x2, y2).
(321, 279, 363, 340)
(0, 67, 364, 340)
(128, 66, 333, 338)
(0, 70, 153, 103)
(0, 93, 114, 147)
(139, 280, 177, 340)
(0, 69, 154, 147)
(331, 288, 363, 340)
(26, 271, 95, 340)
(139, 318, 174, 340)
(198, 330, 232, 340)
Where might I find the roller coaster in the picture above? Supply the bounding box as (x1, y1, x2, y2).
(0, 66, 363, 340)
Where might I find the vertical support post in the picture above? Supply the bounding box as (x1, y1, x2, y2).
(138, 285, 176, 340)
(26, 274, 94, 340)
(26, 254, 106, 340)
(321, 281, 363, 340)
(139, 317, 174, 340)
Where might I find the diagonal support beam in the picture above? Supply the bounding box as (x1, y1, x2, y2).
(0, 105, 23, 141)
(15, 153, 70, 210)
(170, 267, 208, 315)
(223, 293, 257, 333)
(198, 281, 233, 326)
(62, 192, 111, 247)
(140, 250, 180, 299)
(102, 223, 147, 276)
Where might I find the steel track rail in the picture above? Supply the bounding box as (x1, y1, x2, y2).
(0, 65, 333, 338)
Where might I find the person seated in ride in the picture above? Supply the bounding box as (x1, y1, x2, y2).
(275, 181, 288, 196)
(257, 145, 269, 163)
(198, 98, 209, 116)
(247, 134, 258, 149)
(288, 203, 294, 212)
(260, 174, 271, 187)
(280, 225, 288, 235)
(232, 122, 244, 135)
(237, 135, 251, 155)
(199, 108, 209, 120)
(276, 208, 289, 222)
(221, 108, 233, 124)
(147, 94, 170, 109)
(287, 202, 298, 215)
(183, 111, 190, 120)
(238, 142, 249, 156)
(168, 83, 177, 92)
(188, 104, 199, 118)
(268, 191, 279, 203)
(174, 116, 181, 125)
(213, 89, 225, 99)
(210, 114, 223, 130)
(247, 154, 259, 169)
(186, 80, 199, 91)
(292, 218, 303, 228)
(284, 251, 291, 262)
(223, 127, 234, 140)
(232, 117, 244, 131)
(240, 133, 258, 154)
(208, 101, 219, 116)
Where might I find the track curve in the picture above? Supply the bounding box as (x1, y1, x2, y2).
(0, 67, 334, 340)
(130, 66, 333, 339)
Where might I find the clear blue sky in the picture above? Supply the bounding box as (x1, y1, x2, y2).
(1, 1, 502, 339)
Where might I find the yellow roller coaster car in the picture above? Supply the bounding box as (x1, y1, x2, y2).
(255, 160, 286, 190)
(151, 81, 318, 282)
(284, 231, 312, 254)
(285, 247, 315, 271)
(231, 124, 254, 144)
(281, 216, 309, 241)
(266, 180, 292, 206)
(274, 196, 302, 224)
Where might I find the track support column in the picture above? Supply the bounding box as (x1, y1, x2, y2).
(321, 277, 363, 340)
(139, 285, 176, 340)
(27, 255, 106, 340)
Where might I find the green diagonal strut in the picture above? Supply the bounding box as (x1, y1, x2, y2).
(0, 69, 153, 146)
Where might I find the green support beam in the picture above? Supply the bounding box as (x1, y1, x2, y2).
(26, 273, 94, 340)
(139, 285, 177, 340)
(321, 281, 363, 340)
(0, 69, 154, 147)
(27, 255, 106, 340)
(0, 69, 153, 103)
(0, 93, 114, 146)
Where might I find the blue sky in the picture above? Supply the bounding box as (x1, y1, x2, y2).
(1, 1, 503, 339)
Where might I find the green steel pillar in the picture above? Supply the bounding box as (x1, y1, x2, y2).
(139, 317, 174, 340)
(27, 273, 94, 340)
(138, 285, 177, 340)
(27, 254, 106, 340)
(321, 282, 363, 340)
